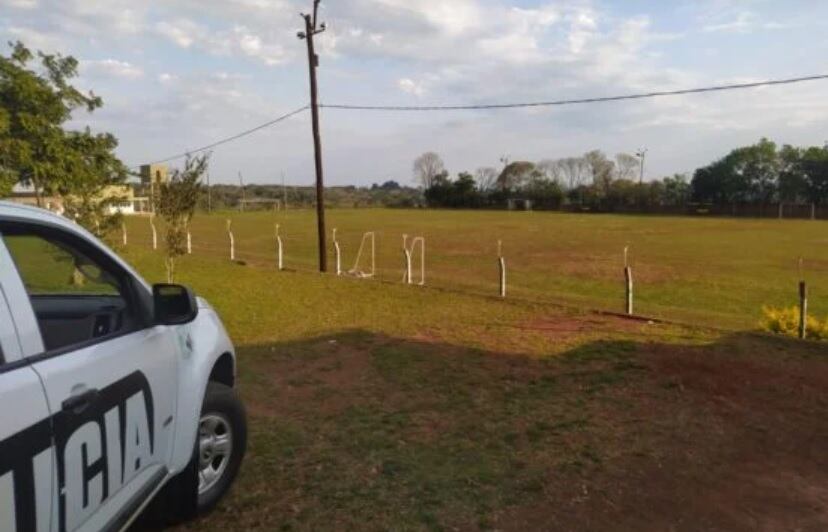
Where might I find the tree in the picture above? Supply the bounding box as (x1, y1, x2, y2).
(60, 129, 128, 237)
(536, 159, 563, 184)
(497, 161, 535, 192)
(0, 41, 104, 206)
(474, 166, 498, 192)
(728, 138, 779, 203)
(778, 145, 807, 202)
(584, 150, 615, 197)
(558, 157, 589, 191)
(800, 146, 828, 205)
(615, 153, 639, 181)
(413, 152, 445, 189)
(157, 155, 208, 282)
(662, 174, 691, 206)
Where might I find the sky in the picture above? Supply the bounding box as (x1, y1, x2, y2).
(2, 0, 828, 186)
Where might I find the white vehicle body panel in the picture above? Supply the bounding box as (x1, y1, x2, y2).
(0, 201, 237, 531)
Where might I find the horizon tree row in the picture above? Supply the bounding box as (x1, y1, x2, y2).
(414, 139, 828, 212)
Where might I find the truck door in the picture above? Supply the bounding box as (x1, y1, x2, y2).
(0, 222, 179, 532)
(0, 242, 53, 532)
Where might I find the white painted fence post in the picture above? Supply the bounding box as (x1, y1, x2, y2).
(333, 229, 342, 276)
(150, 216, 157, 250)
(226, 219, 235, 261)
(275, 224, 283, 271)
(122, 221, 128, 247)
(187, 230, 192, 255)
(498, 240, 506, 298)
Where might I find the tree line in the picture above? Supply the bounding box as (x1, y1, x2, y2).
(416, 139, 828, 213)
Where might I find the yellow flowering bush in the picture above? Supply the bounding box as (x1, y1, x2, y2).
(760, 306, 828, 341)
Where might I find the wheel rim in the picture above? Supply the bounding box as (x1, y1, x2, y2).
(198, 413, 233, 496)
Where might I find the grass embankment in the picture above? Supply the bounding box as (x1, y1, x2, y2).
(122, 244, 828, 531)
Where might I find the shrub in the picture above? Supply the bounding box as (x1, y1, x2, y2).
(760, 306, 828, 340)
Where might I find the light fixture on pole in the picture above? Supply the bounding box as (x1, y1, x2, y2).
(635, 148, 648, 184)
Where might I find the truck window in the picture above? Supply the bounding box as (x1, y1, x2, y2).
(3, 230, 141, 353)
(5, 235, 119, 296)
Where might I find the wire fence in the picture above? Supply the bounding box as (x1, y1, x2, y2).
(123, 210, 828, 332)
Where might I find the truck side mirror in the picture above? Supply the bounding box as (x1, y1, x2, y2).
(153, 284, 199, 325)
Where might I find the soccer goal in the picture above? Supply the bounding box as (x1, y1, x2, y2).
(402, 234, 425, 286)
(348, 232, 375, 278)
(239, 198, 282, 212)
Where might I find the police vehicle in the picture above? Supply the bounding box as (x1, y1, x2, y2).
(0, 201, 247, 531)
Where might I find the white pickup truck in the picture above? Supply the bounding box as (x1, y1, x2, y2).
(0, 202, 247, 531)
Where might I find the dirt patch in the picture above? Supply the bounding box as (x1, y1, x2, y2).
(517, 312, 649, 341)
(180, 330, 828, 532)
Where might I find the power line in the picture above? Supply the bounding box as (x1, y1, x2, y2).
(320, 74, 828, 111)
(143, 105, 309, 165)
(135, 73, 828, 168)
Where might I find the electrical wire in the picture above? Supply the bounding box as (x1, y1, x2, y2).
(320, 74, 828, 111)
(143, 105, 310, 165)
(134, 74, 828, 166)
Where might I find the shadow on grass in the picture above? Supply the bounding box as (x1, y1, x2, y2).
(166, 330, 827, 532)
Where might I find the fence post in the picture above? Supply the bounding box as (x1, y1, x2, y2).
(122, 221, 128, 247)
(498, 240, 506, 298)
(624, 246, 633, 315)
(187, 230, 192, 255)
(275, 223, 283, 271)
(419, 237, 426, 286)
(778, 202, 783, 219)
(150, 216, 157, 251)
(333, 228, 341, 275)
(812, 203, 817, 221)
(798, 258, 807, 339)
(226, 219, 235, 261)
(404, 249, 412, 284)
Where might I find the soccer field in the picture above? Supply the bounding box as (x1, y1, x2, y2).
(117, 218, 828, 531)
(125, 208, 828, 330)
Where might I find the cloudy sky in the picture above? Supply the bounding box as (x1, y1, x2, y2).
(2, 0, 828, 185)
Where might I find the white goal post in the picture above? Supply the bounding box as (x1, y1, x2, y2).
(402, 234, 425, 286)
(348, 232, 376, 278)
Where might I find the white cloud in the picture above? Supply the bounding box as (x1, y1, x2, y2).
(156, 18, 202, 48)
(703, 11, 754, 33)
(5, 25, 65, 51)
(398, 78, 425, 97)
(0, 0, 38, 9)
(84, 59, 144, 79)
(156, 18, 288, 65)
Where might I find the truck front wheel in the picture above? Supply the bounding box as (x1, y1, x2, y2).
(195, 382, 247, 513)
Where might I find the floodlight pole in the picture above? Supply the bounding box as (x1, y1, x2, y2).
(299, 0, 328, 272)
(636, 148, 648, 184)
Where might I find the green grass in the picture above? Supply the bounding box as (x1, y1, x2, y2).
(126, 209, 828, 330)
(114, 229, 828, 531)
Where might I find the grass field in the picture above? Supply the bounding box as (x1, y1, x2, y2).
(126, 209, 828, 330)
(119, 209, 828, 530)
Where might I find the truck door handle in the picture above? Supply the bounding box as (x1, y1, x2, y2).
(61, 388, 99, 414)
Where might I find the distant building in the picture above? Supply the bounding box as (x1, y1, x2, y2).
(139, 164, 169, 187)
(6, 184, 150, 215)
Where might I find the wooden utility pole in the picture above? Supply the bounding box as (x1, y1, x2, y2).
(298, 0, 328, 272)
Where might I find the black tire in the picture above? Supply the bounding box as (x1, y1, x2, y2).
(155, 382, 247, 525)
(196, 382, 247, 513)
